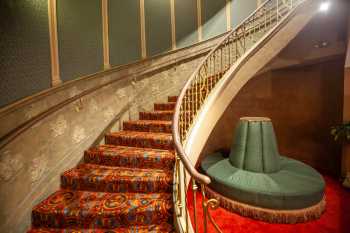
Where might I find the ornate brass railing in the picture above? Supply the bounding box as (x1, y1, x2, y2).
(172, 0, 308, 233)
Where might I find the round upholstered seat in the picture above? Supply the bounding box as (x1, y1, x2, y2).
(201, 153, 325, 210)
(200, 117, 325, 216)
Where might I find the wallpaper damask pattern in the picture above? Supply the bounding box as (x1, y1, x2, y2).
(109, 0, 141, 66)
(145, 0, 172, 57)
(0, 0, 51, 107)
(57, 0, 103, 82)
(201, 0, 227, 40)
(175, 0, 198, 48)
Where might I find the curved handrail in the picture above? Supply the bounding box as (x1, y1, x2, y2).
(172, 0, 304, 184)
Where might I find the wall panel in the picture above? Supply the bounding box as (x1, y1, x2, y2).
(175, 0, 198, 48)
(109, 0, 141, 66)
(201, 0, 227, 40)
(203, 58, 344, 176)
(231, 0, 257, 29)
(145, 0, 172, 57)
(0, 0, 51, 107)
(57, 0, 103, 82)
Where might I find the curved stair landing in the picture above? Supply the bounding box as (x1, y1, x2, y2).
(27, 96, 178, 233)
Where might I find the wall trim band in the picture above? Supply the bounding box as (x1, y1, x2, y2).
(48, 0, 61, 86)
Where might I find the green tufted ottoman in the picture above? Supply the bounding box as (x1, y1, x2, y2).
(201, 117, 326, 223)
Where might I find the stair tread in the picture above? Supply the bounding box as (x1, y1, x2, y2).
(123, 120, 172, 133)
(105, 131, 173, 150)
(167, 96, 177, 102)
(124, 120, 172, 125)
(64, 163, 173, 179)
(87, 145, 174, 156)
(32, 189, 172, 228)
(139, 111, 174, 121)
(28, 222, 173, 233)
(140, 110, 174, 114)
(154, 102, 176, 111)
(84, 145, 175, 170)
(107, 131, 172, 139)
(62, 164, 173, 193)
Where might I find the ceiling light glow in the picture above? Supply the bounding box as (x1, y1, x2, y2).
(319, 1, 330, 12)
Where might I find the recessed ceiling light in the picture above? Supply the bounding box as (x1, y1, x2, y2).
(319, 1, 330, 12)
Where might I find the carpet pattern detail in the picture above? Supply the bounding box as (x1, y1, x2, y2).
(123, 120, 172, 133)
(105, 131, 174, 150)
(84, 145, 175, 170)
(139, 111, 174, 121)
(28, 97, 177, 232)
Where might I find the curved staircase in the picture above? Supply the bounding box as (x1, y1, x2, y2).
(27, 96, 178, 233)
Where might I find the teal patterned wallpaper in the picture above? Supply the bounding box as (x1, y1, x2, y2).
(145, 0, 172, 57)
(232, 0, 258, 29)
(0, 0, 51, 108)
(202, 0, 227, 40)
(109, 0, 141, 66)
(0, 0, 258, 108)
(57, 0, 103, 82)
(175, 0, 198, 48)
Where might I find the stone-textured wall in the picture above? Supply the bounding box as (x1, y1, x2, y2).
(0, 36, 222, 232)
(201, 58, 344, 176)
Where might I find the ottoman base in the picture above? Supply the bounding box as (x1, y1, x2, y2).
(205, 187, 326, 224)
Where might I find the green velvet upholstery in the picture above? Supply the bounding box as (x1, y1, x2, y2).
(201, 117, 325, 210)
(229, 118, 280, 173)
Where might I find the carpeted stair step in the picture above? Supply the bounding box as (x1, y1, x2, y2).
(167, 96, 177, 102)
(123, 120, 172, 133)
(84, 145, 175, 170)
(31, 190, 173, 229)
(139, 111, 174, 121)
(28, 223, 173, 233)
(61, 163, 173, 193)
(106, 131, 173, 150)
(154, 102, 176, 111)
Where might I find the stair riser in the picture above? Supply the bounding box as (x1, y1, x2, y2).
(61, 176, 173, 193)
(84, 152, 175, 170)
(123, 122, 172, 133)
(154, 103, 176, 111)
(167, 96, 177, 102)
(139, 112, 173, 121)
(105, 136, 174, 150)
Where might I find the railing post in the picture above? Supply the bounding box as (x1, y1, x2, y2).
(192, 180, 199, 233)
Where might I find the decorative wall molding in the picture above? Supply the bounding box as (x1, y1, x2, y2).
(102, 0, 111, 70)
(226, 0, 232, 30)
(197, 0, 203, 42)
(140, 0, 147, 59)
(170, 0, 176, 49)
(48, 0, 61, 86)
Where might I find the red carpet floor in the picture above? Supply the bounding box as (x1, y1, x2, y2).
(187, 176, 350, 233)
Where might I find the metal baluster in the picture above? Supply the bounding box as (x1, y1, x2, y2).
(192, 180, 198, 233)
(183, 164, 189, 233)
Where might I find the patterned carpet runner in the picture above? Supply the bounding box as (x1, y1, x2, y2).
(28, 96, 178, 233)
